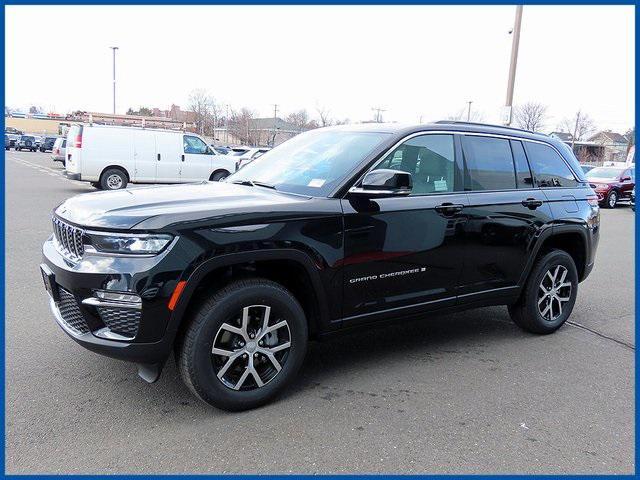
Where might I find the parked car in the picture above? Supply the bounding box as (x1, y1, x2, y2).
(585, 166, 635, 208)
(50, 137, 67, 165)
(39, 136, 59, 152)
(212, 146, 230, 155)
(5, 134, 10, 150)
(630, 187, 635, 212)
(232, 147, 272, 170)
(42, 121, 599, 411)
(64, 124, 239, 190)
(15, 135, 37, 151)
(6, 134, 18, 149)
(580, 164, 595, 174)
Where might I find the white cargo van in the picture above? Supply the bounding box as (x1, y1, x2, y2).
(65, 124, 237, 190)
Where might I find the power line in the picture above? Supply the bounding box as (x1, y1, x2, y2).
(371, 106, 386, 123)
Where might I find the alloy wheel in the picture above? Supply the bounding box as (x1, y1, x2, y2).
(609, 192, 617, 208)
(211, 305, 291, 391)
(537, 265, 572, 321)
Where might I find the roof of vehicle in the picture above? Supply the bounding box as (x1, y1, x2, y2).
(72, 123, 191, 135)
(323, 120, 554, 144)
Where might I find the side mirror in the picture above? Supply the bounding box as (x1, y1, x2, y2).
(621, 176, 631, 182)
(349, 169, 412, 197)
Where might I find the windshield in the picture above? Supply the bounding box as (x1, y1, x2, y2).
(585, 167, 625, 180)
(226, 129, 390, 196)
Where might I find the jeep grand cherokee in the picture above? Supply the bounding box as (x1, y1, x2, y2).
(41, 121, 600, 411)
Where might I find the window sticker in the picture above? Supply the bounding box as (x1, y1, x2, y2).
(434, 179, 448, 192)
(308, 179, 326, 188)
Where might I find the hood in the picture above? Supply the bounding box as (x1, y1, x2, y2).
(54, 181, 313, 230)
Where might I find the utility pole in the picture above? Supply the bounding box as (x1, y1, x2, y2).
(271, 104, 278, 147)
(371, 107, 386, 123)
(110, 46, 119, 115)
(503, 5, 523, 126)
(466, 101, 473, 121)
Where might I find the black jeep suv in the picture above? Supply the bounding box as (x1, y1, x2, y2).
(41, 122, 600, 410)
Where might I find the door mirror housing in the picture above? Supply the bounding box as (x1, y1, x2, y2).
(349, 169, 412, 197)
(621, 176, 631, 182)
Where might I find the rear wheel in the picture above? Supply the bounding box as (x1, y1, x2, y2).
(177, 278, 308, 411)
(508, 249, 578, 334)
(100, 168, 128, 190)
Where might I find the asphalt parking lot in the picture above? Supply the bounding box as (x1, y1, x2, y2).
(4, 149, 635, 474)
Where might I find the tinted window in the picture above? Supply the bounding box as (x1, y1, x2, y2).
(374, 134, 457, 195)
(462, 136, 516, 190)
(527, 142, 579, 188)
(183, 135, 209, 154)
(510, 140, 534, 188)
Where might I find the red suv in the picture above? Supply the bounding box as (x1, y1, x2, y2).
(585, 166, 635, 208)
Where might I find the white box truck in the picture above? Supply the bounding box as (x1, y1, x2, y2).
(65, 124, 237, 190)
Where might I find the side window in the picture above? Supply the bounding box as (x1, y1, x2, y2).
(183, 135, 209, 155)
(462, 136, 516, 190)
(510, 140, 534, 189)
(526, 142, 579, 188)
(373, 134, 458, 195)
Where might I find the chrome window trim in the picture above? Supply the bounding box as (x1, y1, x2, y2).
(346, 130, 581, 195)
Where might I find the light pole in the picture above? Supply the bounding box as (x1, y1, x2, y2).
(110, 46, 119, 115)
(466, 101, 473, 121)
(503, 5, 523, 126)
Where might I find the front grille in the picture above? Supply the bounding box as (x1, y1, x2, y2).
(97, 307, 141, 338)
(52, 217, 85, 261)
(57, 288, 90, 335)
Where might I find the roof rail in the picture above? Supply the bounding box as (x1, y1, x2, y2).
(434, 120, 546, 136)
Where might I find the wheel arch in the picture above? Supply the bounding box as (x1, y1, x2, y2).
(99, 164, 131, 182)
(169, 249, 331, 343)
(521, 226, 589, 285)
(209, 168, 231, 181)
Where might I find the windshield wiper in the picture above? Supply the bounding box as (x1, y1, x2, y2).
(229, 179, 276, 190)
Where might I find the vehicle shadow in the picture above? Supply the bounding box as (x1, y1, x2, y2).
(140, 306, 530, 416)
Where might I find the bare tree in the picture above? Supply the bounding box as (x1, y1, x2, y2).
(228, 108, 257, 146)
(316, 105, 332, 127)
(188, 89, 218, 136)
(285, 109, 318, 132)
(513, 102, 548, 132)
(562, 110, 596, 148)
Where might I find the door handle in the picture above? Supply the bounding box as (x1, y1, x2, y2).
(435, 203, 464, 215)
(521, 198, 543, 209)
(157, 153, 161, 161)
(181, 154, 185, 162)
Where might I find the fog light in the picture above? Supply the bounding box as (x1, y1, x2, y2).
(95, 291, 141, 304)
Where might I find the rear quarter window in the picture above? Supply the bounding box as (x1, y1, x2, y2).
(526, 142, 579, 188)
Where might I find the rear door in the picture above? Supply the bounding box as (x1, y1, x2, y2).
(154, 131, 182, 182)
(457, 135, 553, 299)
(182, 135, 213, 181)
(132, 130, 156, 182)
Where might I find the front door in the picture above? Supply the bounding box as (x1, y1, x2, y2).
(457, 135, 554, 299)
(155, 132, 182, 183)
(182, 135, 213, 181)
(341, 133, 468, 325)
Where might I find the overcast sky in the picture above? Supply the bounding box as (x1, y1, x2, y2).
(5, 5, 635, 133)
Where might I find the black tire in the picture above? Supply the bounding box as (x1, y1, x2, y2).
(604, 190, 618, 209)
(99, 168, 128, 190)
(15, 147, 20, 151)
(508, 249, 578, 334)
(210, 170, 230, 182)
(176, 278, 308, 411)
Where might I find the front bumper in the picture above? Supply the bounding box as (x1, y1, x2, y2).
(41, 235, 185, 365)
(65, 172, 81, 180)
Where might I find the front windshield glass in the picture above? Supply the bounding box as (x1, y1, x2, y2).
(585, 167, 625, 180)
(226, 129, 391, 196)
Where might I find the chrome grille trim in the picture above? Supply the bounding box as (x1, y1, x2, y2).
(52, 217, 85, 261)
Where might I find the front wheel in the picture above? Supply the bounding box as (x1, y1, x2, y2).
(508, 249, 578, 334)
(100, 168, 128, 190)
(176, 278, 308, 411)
(605, 190, 618, 208)
(210, 170, 230, 182)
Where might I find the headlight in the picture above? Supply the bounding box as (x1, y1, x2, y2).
(88, 233, 173, 255)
